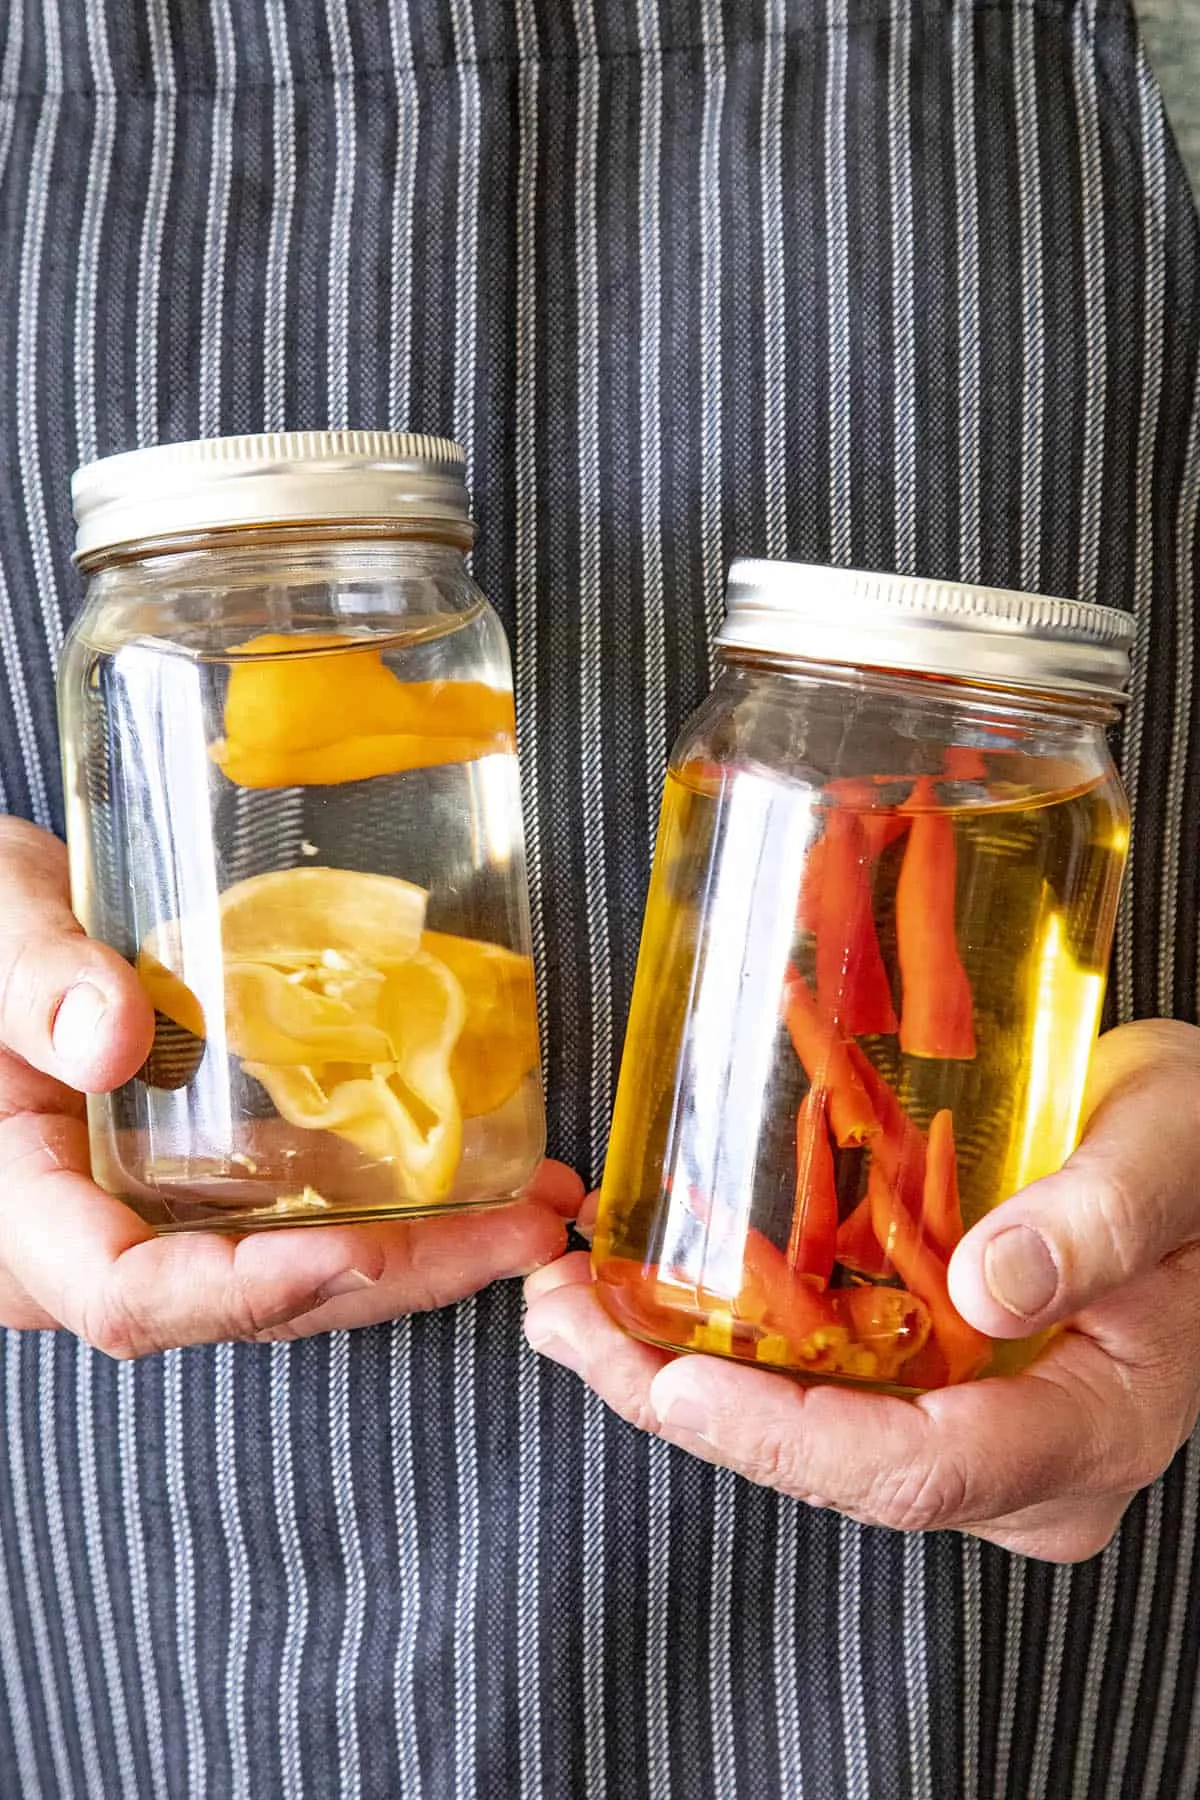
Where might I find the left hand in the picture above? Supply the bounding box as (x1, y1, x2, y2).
(524, 1020, 1200, 1561)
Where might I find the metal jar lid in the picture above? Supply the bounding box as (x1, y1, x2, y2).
(71, 430, 471, 565)
(718, 560, 1134, 701)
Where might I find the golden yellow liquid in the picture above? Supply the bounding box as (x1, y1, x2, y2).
(594, 759, 1128, 1391)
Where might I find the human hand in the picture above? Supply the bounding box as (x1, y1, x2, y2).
(524, 1020, 1200, 1561)
(0, 818, 580, 1356)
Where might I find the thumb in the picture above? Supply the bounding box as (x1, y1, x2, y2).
(0, 818, 154, 1091)
(948, 1021, 1200, 1338)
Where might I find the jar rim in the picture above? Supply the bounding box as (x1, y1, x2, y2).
(71, 431, 472, 565)
(719, 559, 1133, 701)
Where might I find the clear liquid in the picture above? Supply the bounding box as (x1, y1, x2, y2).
(594, 759, 1127, 1390)
(59, 618, 545, 1230)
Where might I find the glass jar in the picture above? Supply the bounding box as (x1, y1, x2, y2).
(593, 561, 1132, 1393)
(59, 431, 545, 1232)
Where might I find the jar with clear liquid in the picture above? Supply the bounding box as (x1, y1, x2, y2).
(59, 432, 545, 1232)
(593, 561, 1132, 1393)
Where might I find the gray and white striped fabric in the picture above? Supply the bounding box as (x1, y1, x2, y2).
(2, 2, 1200, 1795)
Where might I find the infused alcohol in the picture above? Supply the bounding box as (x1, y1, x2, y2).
(60, 434, 545, 1232)
(592, 562, 1132, 1392)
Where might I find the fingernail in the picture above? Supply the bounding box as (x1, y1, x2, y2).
(984, 1227, 1059, 1319)
(52, 982, 108, 1062)
(316, 1268, 378, 1304)
(573, 1218, 594, 1246)
(254, 1306, 303, 1334)
(653, 1390, 710, 1439)
(525, 1325, 587, 1377)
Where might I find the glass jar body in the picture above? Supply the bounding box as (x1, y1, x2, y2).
(59, 532, 545, 1232)
(593, 653, 1129, 1393)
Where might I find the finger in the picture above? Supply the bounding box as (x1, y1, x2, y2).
(0, 1113, 576, 1354)
(0, 819, 154, 1091)
(524, 1248, 593, 1305)
(522, 1255, 672, 1430)
(0, 1259, 59, 1331)
(522, 1158, 587, 1220)
(574, 1188, 600, 1242)
(643, 1349, 1122, 1534)
(255, 1200, 571, 1339)
(0, 1111, 390, 1355)
(0, 1045, 85, 1123)
(521, 1250, 1186, 1555)
(949, 1020, 1200, 1338)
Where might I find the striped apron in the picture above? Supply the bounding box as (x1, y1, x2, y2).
(1, 2, 1198, 1794)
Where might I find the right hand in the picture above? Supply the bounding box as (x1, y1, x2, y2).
(0, 818, 580, 1356)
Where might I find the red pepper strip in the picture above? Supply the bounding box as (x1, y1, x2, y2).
(895, 786, 976, 1060)
(922, 1109, 965, 1257)
(831, 1046, 928, 1276)
(844, 1043, 907, 1141)
(782, 969, 878, 1147)
(815, 815, 898, 1038)
(834, 1114, 926, 1278)
(942, 746, 988, 783)
(788, 1090, 839, 1285)
(866, 1168, 990, 1383)
(893, 1337, 951, 1390)
(846, 1045, 927, 1208)
(673, 1186, 840, 1341)
(835, 1194, 893, 1278)
(735, 1228, 841, 1341)
(795, 836, 828, 935)
(799, 802, 908, 932)
(594, 1257, 746, 1338)
(822, 780, 913, 861)
(595, 1247, 845, 1368)
(859, 811, 910, 861)
(837, 1285, 932, 1381)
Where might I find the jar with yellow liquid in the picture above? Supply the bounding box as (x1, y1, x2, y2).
(60, 431, 544, 1231)
(593, 561, 1132, 1393)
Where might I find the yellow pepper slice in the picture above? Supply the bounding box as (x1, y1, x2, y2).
(246, 950, 466, 1202)
(211, 632, 517, 788)
(421, 929, 540, 1118)
(135, 867, 539, 1203)
(137, 951, 208, 1039)
(216, 866, 428, 966)
(220, 962, 393, 1066)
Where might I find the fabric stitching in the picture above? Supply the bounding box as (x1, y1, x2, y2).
(0, 2, 1135, 103)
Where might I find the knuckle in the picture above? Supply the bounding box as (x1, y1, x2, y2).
(0, 936, 49, 1043)
(77, 1291, 157, 1361)
(868, 1457, 971, 1533)
(402, 1278, 449, 1316)
(622, 1381, 668, 1438)
(1083, 1372, 1190, 1498)
(738, 1429, 806, 1497)
(607, 1382, 661, 1436)
(253, 1321, 302, 1345)
(1086, 1168, 1155, 1283)
(229, 1283, 302, 1342)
